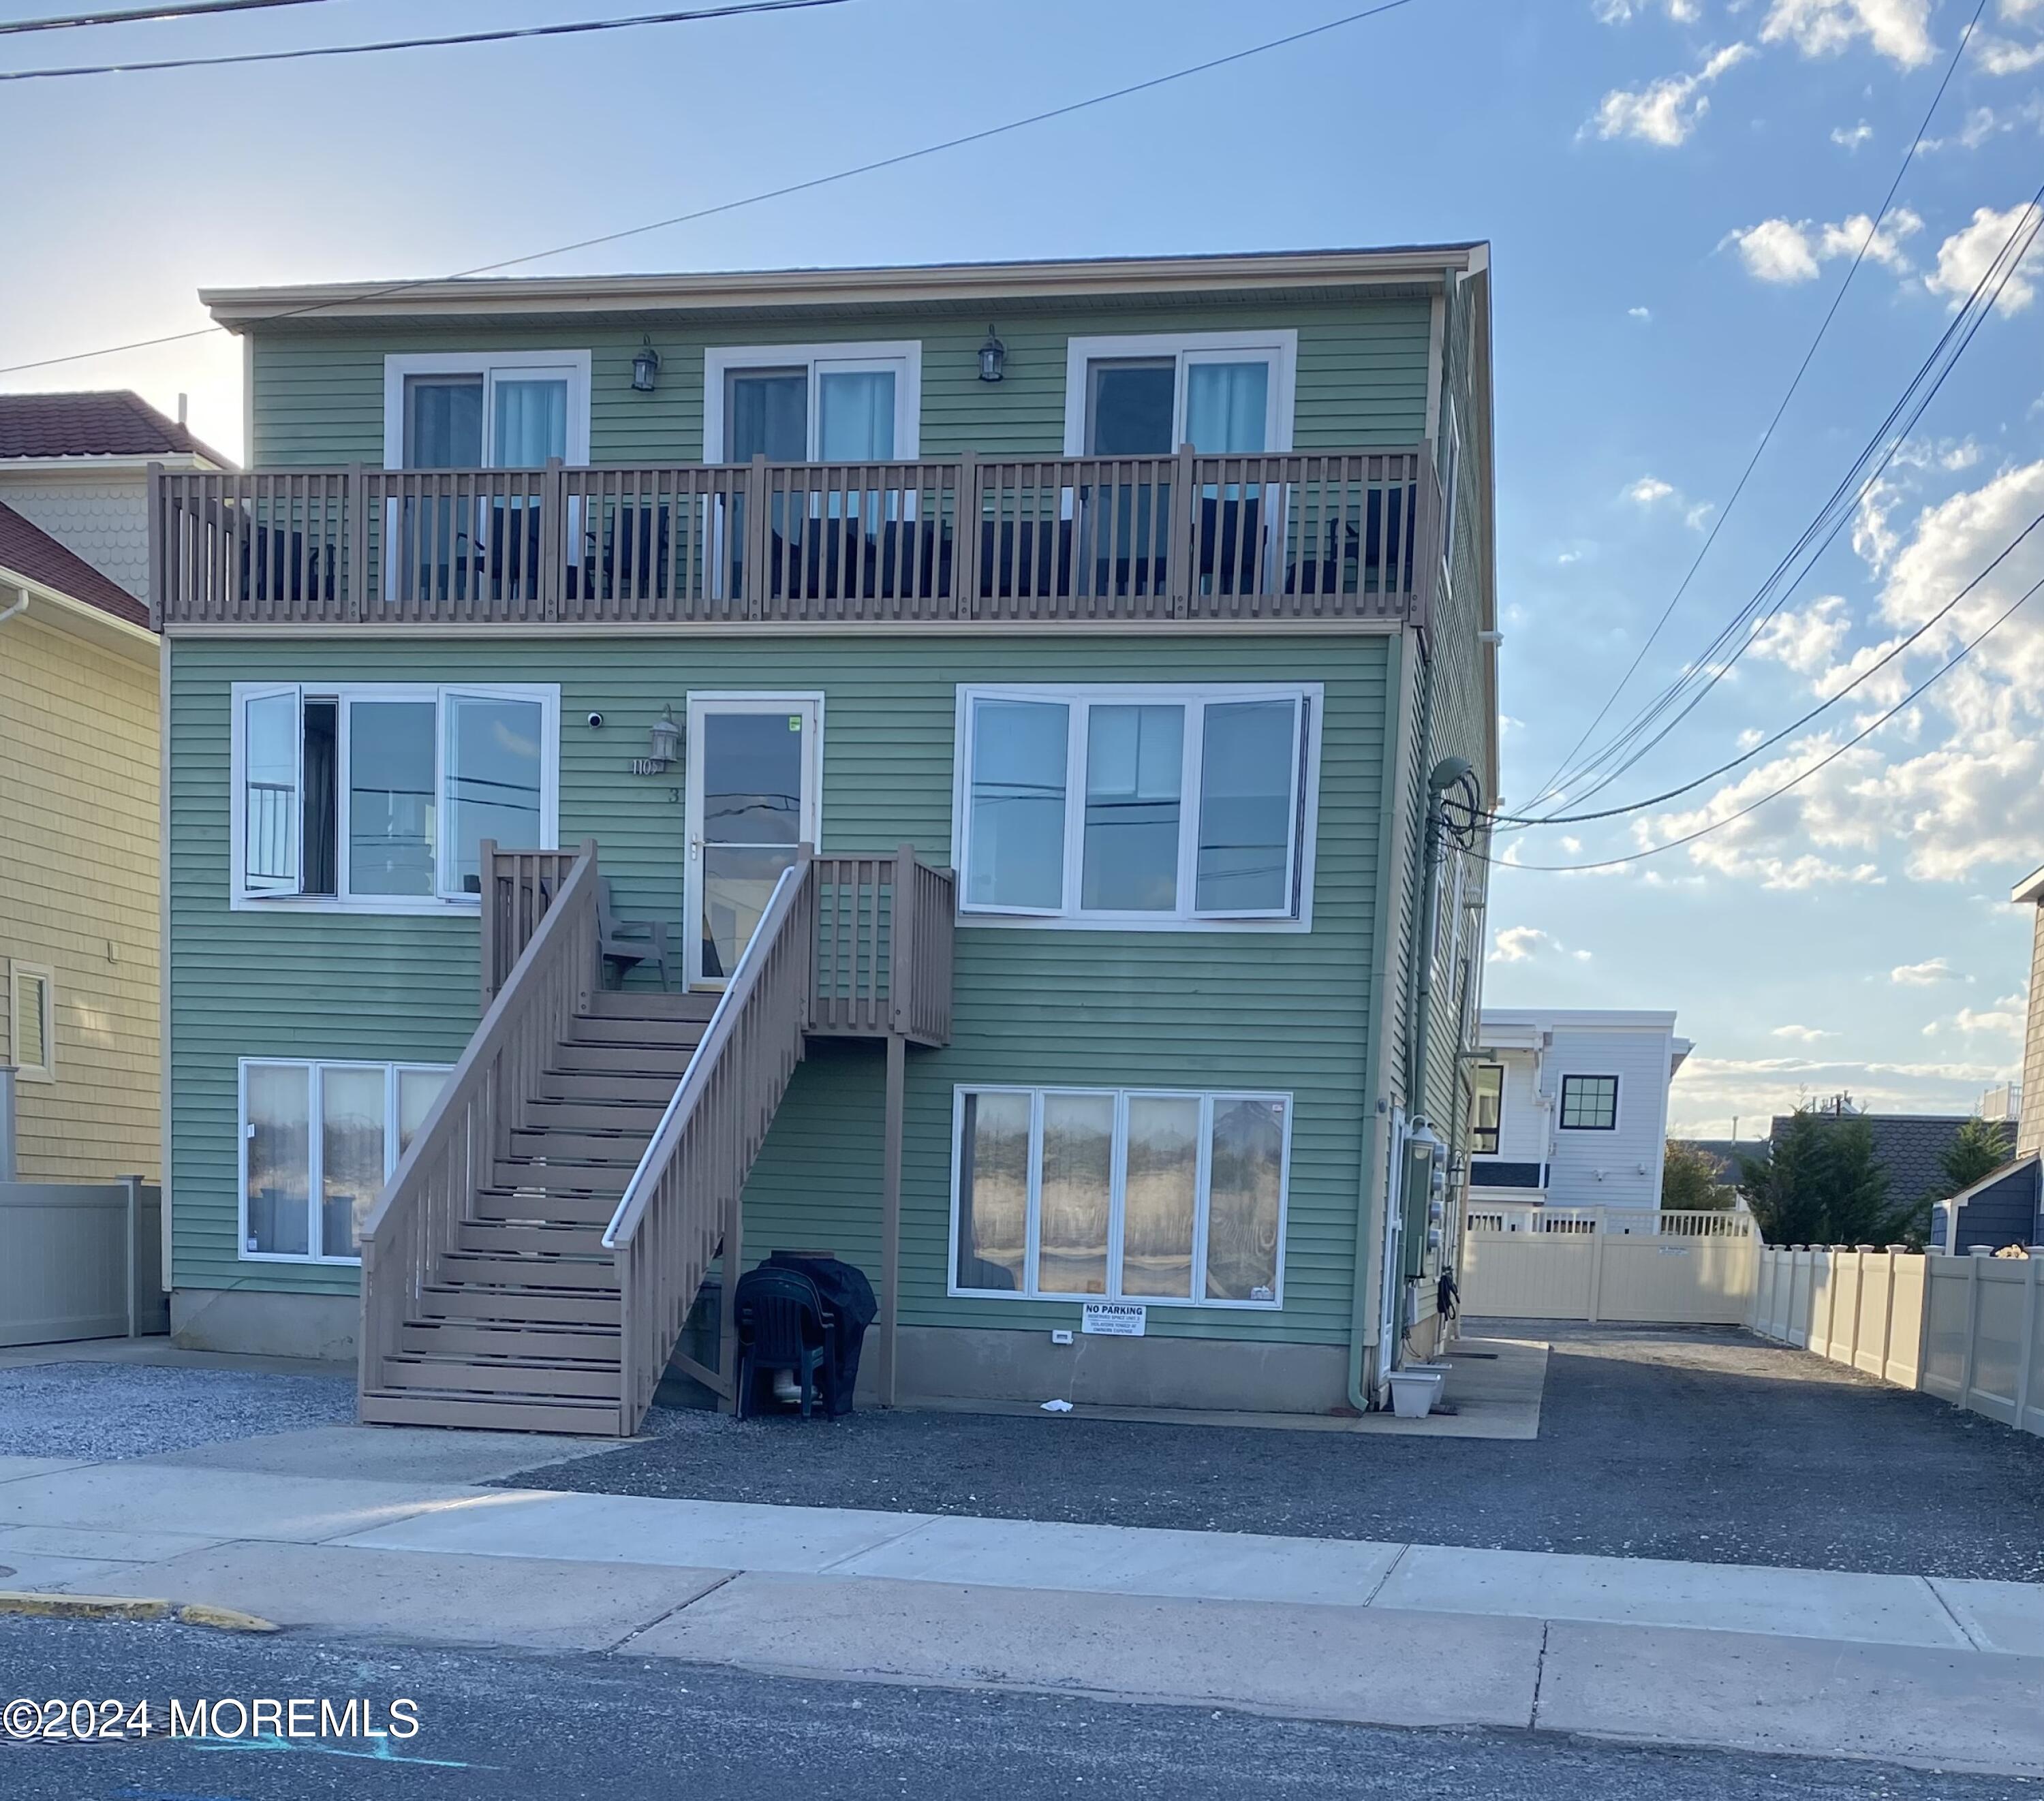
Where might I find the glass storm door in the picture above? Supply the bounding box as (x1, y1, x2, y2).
(684, 696, 822, 988)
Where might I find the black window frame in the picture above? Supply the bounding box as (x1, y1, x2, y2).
(1558, 1074, 1620, 1132)
(1470, 1062, 1504, 1156)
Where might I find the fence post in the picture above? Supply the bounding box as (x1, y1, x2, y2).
(540, 456, 565, 621)
(890, 844, 916, 1037)
(1960, 1249, 1987, 1413)
(745, 454, 769, 618)
(122, 1174, 140, 1338)
(1170, 441, 1197, 616)
(345, 463, 367, 621)
(478, 840, 499, 1005)
(2019, 1252, 2041, 1433)
(0, 1066, 14, 1182)
(953, 448, 976, 618)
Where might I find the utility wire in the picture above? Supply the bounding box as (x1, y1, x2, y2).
(1517, 0, 1992, 817)
(1505, 180, 2044, 827)
(0, 0, 1429, 376)
(0, 0, 845, 79)
(1486, 508, 2044, 828)
(1481, 566, 2044, 875)
(0, 0, 341, 35)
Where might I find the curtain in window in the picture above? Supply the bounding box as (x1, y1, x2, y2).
(245, 1064, 311, 1257)
(1205, 1097, 1285, 1301)
(817, 370, 895, 462)
(320, 1067, 388, 1259)
(1185, 361, 1269, 454)
(955, 1091, 1030, 1291)
(493, 379, 568, 468)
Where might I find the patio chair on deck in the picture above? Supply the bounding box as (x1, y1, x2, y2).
(733, 1266, 835, 1420)
(598, 879, 671, 990)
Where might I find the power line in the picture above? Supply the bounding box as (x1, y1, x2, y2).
(0, 0, 1429, 377)
(1517, 0, 1992, 817)
(1487, 507, 2044, 828)
(1507, 181, 2044, 827)
(1482, 566, 2044, 876)
(0, 0, 846, 80)
(0, 0, 340, 33)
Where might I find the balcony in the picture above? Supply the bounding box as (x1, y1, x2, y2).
(150, 448, 1438, 629)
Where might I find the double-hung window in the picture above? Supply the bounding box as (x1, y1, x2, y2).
(957, 683, 1318, 927)
(1063, 331, 1296, 456)
(241, 1058, 452, 1262)
(233, 683, 558, 909)
(951, 1086, 1290, 1306)
(704, 343, 922, 463)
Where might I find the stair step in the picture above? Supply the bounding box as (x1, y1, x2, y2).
(493, 1160, 631, 1200)
(458, 1219, 608, 1257)
(420, 1285, 619, 1326)
(360, 1389, 623, 1436)
(566, 1016, 708, 1052)
(436, 1251, 619, 1293)
(507, 1127, 654, 1163)
(474, 1186, 619, 1227)
(380, 1353, 619, 1400)
(551, 1042, 699, 1078)
(585, 990, 719, 1022)
(535, 1071, 680, 1106)
(401, 1320, 619, 1360)
(522, 1098, 672, 1133)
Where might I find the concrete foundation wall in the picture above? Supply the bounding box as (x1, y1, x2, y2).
(172, 1287, 357, 1363)
(896, 1324, 1352, 1415)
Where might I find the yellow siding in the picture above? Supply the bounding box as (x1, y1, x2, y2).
(0, 611, 160, 1179)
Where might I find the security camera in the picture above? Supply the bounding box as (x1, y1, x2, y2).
(587, 712, 604, 730)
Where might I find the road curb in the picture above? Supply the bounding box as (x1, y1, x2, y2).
(0, 1593, 278, 1632)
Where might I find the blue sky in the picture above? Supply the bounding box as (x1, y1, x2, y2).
(7, 0, 2042, 1135)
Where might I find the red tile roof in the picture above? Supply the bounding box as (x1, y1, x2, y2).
(0, 390, 228, 465)
(0, 502, 151, 630)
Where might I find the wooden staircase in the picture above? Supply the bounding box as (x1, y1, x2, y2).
(359, 991, 715, 1432)
(356, 841, 955, 1437)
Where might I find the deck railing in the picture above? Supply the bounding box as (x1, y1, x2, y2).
(151, 448, 1438, 627)
(357, 842, 603, 1418)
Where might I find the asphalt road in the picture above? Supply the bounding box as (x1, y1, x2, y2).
(504, 1324, 2044, 1578)
(1, 1616, 2034, 1801)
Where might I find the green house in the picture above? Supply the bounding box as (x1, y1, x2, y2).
(151, 246, 1499, 1432)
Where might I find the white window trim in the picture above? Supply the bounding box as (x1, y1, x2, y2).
(1062, 330, 1299, 456)
(237, 1057, 454, 1265)
(7, 960, 55, 1083)
(229, 680, 560, 915)
(1558, 1074, 1622, 1133)
(702, 341, 923, 463)
(950, 681, 1322, 934)
(946, 1083, 1292, 1310)
(382, 350, 593, 469)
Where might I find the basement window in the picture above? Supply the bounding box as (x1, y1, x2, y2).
(240, 1059, 451, 1262)
(949, 1085, 1290, 1307)
(232, 683, 559, 912)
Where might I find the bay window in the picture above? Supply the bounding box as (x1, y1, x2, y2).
(951, 1086, 1290, 1306)
(958, 683, 1318, 926)
(232, 682, 557, 910)
(241, 1059, 451, 1263)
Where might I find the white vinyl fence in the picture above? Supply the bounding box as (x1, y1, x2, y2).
(1460, 1208, 1759, 1324)
(0, 1178, 168, 1347)
(1748, 1244, 2044, 1436)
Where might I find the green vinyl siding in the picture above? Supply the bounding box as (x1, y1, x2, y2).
(247, 296, 1431, 467)
(167, 631, 1391, 1346)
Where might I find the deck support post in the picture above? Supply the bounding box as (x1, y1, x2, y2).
(880, 1031, 906, 1407)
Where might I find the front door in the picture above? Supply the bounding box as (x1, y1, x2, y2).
(684, 695, 822, 989)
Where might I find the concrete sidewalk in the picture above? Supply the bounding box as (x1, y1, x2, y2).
(5, 1434, 2044, 1776)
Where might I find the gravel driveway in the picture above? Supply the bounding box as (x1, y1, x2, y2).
(0, 1359, 355, 1461)
(501, 1324, 2044, 1580)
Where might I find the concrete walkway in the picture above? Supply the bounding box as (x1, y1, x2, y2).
(4, 1431, 2044, 1776)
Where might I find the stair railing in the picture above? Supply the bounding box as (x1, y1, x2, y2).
(606, 847, 816, 1430)
(357, 840, 602, 1418)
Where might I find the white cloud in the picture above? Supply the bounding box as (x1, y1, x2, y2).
(1917, 105, 2011, 151)
(1628, 304, 1653, 321)
(1925, 995, 2027, 1036)
(1588, 43, 1754, 146)
(1892, 956, 1962, 984)
(1975, 33, 2044, 74)
(1761, 0, 1936, 68)
(1925, 202, 2044, 315)
(1832, 120, 1874, 148)
(1750, 595, 1853, 674)
(1670, 1048, 2017, 1133)
(1771, 1024, 1840, 1042)
(1595, 0, 1703, 19)
(1720, 208, 1923, 284)
(1489, 926, 1595, 964)
(1624, 475, 1677, 505)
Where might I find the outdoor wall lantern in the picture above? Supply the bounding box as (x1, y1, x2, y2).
(978, 326, 1006, 383)
(647, 704, 681, 765)
(632, 337, 662, 392)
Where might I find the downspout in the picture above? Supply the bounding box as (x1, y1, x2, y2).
(1408, 757, 1474, 1126)
(0, 582, 28, 631)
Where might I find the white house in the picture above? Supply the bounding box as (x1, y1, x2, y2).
(1466, 1009, 1691, 1230)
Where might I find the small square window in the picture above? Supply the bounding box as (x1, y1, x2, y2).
(8, 962, 55, 1082)
(1559, 1075, 1619, 1131)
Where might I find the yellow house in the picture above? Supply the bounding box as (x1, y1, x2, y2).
(0, 391, 223, 1181)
